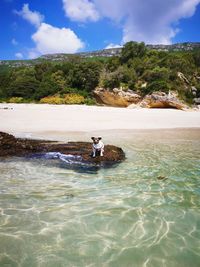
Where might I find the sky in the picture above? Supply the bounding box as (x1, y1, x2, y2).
(1, 0, 200, 60)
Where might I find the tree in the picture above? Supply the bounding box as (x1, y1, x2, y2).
(142, 67, 170, 82)
(51, 70, 66, 90)
(5, 68, 39, 99)
(70, 61, 102, 91)
(121, 41, 146, 63)
(34, 76, 59, 100)
(193, 50, 200, 67)
(34, 62, 53, 81)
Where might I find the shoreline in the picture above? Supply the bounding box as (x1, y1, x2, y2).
(0, 103, 200, 141)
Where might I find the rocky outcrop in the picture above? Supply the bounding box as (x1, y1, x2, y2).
(94, 87, 142, 107)
(94, 88, 187, 110)
(138, 92, 187, 110)
(0, 132, 125, 166)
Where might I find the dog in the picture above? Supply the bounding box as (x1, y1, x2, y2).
(91, 137, 104, 157)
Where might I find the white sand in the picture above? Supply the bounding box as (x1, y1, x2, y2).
(0, 104, 200, 138)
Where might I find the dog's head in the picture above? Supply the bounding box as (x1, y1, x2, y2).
(91, 137, 102, 144)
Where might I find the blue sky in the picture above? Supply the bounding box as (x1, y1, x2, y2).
(1, 0, 200, 60)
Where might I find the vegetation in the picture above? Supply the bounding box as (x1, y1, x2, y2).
(0, 41, 200, 105)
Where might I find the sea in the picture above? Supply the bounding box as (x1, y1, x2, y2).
(0, 129, 200, 267)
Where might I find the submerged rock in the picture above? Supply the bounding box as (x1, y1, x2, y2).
(0, 132, 125, 166)
(157, 175, 168, 181)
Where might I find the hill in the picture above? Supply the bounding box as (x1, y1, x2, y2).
(1, 42, 200, 68)
(0, 41, 200, 108)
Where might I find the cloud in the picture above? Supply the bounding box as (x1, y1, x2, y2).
(28, 50, 40, 59)
(14, 3, 44, 27)
(15, 52, 23, 59)
(15, 4, 84, 58)
(92, 0, 200, 44)
(11, 38, 18, 45)
(31, 23, 84, 55)
(62, 0, 99, 22)
(105, 43, 122, 49)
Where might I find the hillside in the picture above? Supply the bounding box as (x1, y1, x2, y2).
(0, 41, 200, 108)
(1, 42, 200, 68)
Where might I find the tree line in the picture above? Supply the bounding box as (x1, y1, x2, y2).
(0, 42, 200, 104)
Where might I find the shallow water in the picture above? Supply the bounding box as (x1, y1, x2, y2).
(0, 130, 200, 267)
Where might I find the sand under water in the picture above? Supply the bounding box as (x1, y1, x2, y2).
(0, 128, 200, 267)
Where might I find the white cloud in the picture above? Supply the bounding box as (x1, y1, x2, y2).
(15, 3, 44, 27)
(15, 52, 23, 59)
(11, 38, 18, 45)
(15, 4, 84, 58)
(93, 0, 200, 44)
(31, 23, 84, 55)
(105, 43, 122, 49)
(28, 50, 40, 59)
(62, 0, 99, 22)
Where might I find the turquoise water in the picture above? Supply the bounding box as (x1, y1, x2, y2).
(0, 130, 200, 267)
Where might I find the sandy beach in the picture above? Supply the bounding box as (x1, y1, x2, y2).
(0, 103, 200, 140)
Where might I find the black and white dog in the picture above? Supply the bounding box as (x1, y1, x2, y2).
(91, 137, 104, 157)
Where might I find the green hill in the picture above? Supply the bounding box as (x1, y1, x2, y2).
(0, 41, 200, 107)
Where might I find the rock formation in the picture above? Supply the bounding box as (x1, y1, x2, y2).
(94, 87, 188, 110)
(94, 87, 141, 107)
(0, 132, 125, 166)
(138, 92, 187, 110)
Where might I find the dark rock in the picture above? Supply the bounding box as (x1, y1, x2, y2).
(157, 175, 168, 180)
(0, 132, 125, 166)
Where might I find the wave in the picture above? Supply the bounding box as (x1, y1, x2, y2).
(44, 152, 83, 165)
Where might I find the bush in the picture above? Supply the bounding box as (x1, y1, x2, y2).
(40, 94, 85, 105)
(60, 87, 89, 98)
(63, 94, 85, 104)
(142, 67, 170, 82)
(178, 89, 194, 105)
(142, 80, 171, 95)
(84, 98, 96, 105)
(40, 95, 63, 104)
(8, 97, 24, 103)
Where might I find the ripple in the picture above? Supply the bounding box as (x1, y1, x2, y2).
(0, 135, 200, 266)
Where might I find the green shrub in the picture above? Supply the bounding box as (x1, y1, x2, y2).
(63, 94, 85, 104)
(8, 97, 24, 103)
(178, 90, 194, 105)
(84, 98, 96, 105)
(40, 94, 85, 105)
(40, 95, 63, 104)
(142, 80, 171, 95)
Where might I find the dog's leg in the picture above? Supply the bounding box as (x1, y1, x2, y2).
(92, 148, 96, 157)
(100, 146, 104, 156)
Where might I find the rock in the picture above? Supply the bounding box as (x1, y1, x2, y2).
(0, 132, 125, 166)
(0, 107, 13, 110)
(157, 175, 168, 180)
(127, 103, 139, 109)
(194, 97, 200, 105)
(139, 92, 187, 110)
(94, 87, 142, 107)
(177, 72, 190, 84)
(191, 86, 197, 96)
